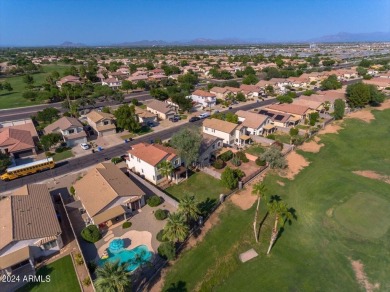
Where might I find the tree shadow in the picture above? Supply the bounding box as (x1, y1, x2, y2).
(257, 211, 269, 241)
(273, 207, 298, 247)
(0, 91, 18, 97)
(165, 281, 188, 292)
(198, 198, 217, 216)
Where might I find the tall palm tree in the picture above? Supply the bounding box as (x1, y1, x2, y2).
(178, 195, 200, 223)
(162, 212, 189, 243)
(94, 260, 131, 292)
(158, 160, 174, 182)
(251, 182, 267, 243)
(266, 198, 294, 255)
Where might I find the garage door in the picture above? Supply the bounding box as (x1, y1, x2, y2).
(67, 138, 87, 147)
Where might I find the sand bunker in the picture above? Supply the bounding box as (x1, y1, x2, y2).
(350, 259, 380, 292)
(347, 110, 375, 122)
(318, 123, 342, 135)
(230, 178, 261, 210)
(300, 140, 324, 153)
(281, 151, 310, 180)
(353, 170, 390, 184)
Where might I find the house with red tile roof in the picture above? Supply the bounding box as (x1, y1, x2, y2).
(190, 90, 217, 108)
(56, 75, 82, 88)
(0, 128, 36, 158)
(127, 143, 182, 184)
(264, 103, 312, 123)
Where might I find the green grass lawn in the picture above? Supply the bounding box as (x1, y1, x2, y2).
(163, 108, 390, 291)
(244, 144, 265, 157)
(0, 64, 71, 109)
(165, 172, 230, 215)
(53, 150, 74, 161)
(272, 133, 291, 144)
(18, 255, 80, 292)
(120, 126, 153, 140)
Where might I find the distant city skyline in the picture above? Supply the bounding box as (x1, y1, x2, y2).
(1, 0, 390, 46)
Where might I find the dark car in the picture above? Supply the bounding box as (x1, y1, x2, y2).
(189, 117, 201, 122)
(169, 117, 179, 122)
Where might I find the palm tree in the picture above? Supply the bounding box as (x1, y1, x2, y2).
(251, 182, 267, 243)
(162, 212, 189, 243)
(266, 197, 294, 255)
(94, 260, 131, 292)
(158, 160, 174, 182)
(178, 195, 200, 223)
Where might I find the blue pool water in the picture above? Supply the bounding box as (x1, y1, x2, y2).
(99, 244, 152, 272)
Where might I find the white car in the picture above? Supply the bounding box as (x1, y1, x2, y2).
(80, 143, 90, 150)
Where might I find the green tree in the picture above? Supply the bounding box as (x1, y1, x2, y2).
(171, 127, 202, 178)
(359, 59, 371, 68)
(94, 261, 131, 292)
(102, 106, 111, 114)
(221, 166, 239, 189)
(22, 90, 38, 101)
(242, 74, 259, 85)
(346, 82, 370, 108)
(162, 212, 189, 243)
(252, 182, 267, 243)
(309, 112, 319, 126)
(356, 66, 368, 76)
(150, 88, 169, 101)
(158, 160, 174, 182)
(265, 85, 274, 95)
(333, 99, 345, 120)
(321, 75, 342, 90)
(289, 127, 299, 136)
(40, 133, 62, 150)
(266, 197, 295, 255)
(114, 104, 140, 132)
(275, 58, 284, 68)
(121, 80, 133, 93)
(178, 195, 200, 223)
(0, 81, 13, 91)
(244, 66, 256, 75)
(37, 108, 60, 123)
(157, 242, 176, 260)
(0, 152, 11, 173)
(23, 74, 34, 87)
(368, 84, 385, 106)
(262, 146, 286, 169)
(236, 92, 246, 102)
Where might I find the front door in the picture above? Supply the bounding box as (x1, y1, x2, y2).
(131, 200, 140, 211)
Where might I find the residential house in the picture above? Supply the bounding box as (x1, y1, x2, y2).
(126, 75, 149, 83)
(210, 87, 230, 99)
(363, 78, 390, 90)
(378, 71, 390, 79)
(197, 134, 223, 167)
(0, 128, 36, 159)
(127, 143, 182, 184)
(146, 100, 176, 120)
(135, 108, 158, 126)
(239, 84, 261, 98)
(44, 117, 87, 147)
(56, 75, 82, 88)
(148, 74, 168, 81)
(236, 110, 273, 136)
(292, 99, 324, 112)
(102, 77, 122, 89)
(86, 110, 116, 136)
(73, 163, 145, 227)
(190, 90, 217, 108)
(264, 103, 312, 124)
(0, 184, 62, 277)
(203, 118, 251, 147)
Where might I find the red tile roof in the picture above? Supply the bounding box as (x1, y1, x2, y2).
(0, 128, 35, 153)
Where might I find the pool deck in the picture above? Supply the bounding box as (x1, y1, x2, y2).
(96, 230, 153, 261)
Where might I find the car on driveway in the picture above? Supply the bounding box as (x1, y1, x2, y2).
(169, 117, 180, 122)
(189, 117, 201, 122)
(80, 143, 90, 150)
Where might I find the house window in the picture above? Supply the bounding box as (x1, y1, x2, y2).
(131, 155, 134, 159)
(153, 175, 155, 180)
(212, 145, 215, 149)
(141, 169, 144, 173)
(157, 174, 162, 180)
(137, 158, 140, 162)
(68, 129, 74, 134)
(174, 160, 178, 165)
(43, 239, 57, 250)
(217, 142, 221, 147)
(104, 121, 109, 125)
(212, 129, 215, 133)
(205, 127, 209, 131)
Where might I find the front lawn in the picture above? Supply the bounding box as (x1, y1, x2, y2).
(165, 172, 230, 215)
(53, 150, 74, 161)
(163, 108, 390, 291)
(120, 126, 153, 140)
(18, 255, 80, 292)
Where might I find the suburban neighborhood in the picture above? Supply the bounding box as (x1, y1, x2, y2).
(1, 1, 390, 292)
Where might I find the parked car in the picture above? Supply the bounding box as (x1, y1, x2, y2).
(189, 117, 201, 122)
(147, 121, 156, 127)
(198, 112, 211, 119)
(80, 143, 90, 150)
(169, 117, 179, 122)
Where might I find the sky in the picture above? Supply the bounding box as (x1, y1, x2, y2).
(1, 0, 390, 46)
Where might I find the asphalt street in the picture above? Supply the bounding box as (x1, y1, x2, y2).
(0, 98, 275, 193)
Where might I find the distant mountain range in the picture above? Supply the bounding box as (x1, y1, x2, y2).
(58, 32, 390, 47)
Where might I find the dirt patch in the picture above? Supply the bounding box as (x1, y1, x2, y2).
(347, 110, 375, 123)
(376, 99, 390, 110)
(299, 140, 324, 153)
(230, 177, 262, 210)
(281, 151, 310, 180)
(350, 258, 380, 292)
(277, 180, 285, 186)
(313, 136, 321, 143)
(353, 170, 390, 184)
(318, 123, 342, 135)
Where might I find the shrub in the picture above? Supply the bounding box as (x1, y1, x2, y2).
(255, 158, 267, 166)
(46, 151, 55, 157)
(82, 277, 91, 287)
(289, 127, 299, 136)
(55, 146, 69, 153)
(266, 134, 276, 140)
(122, 221, 132, 229)
(219, 150, 233, 161)
(272, 141, 284, 150)
(111, 157, 123, 164)
(234, 169, 245, 179)
(212, 159, 225, 169)
(69, 186, 75, 196)
(236, 151, 249, 162)
(74, 253, 84, 265)
(87, 261, 97, 274)
(158, 242, 176, 260)
(155, 209, 168, 220)
(147, 195, 162, 207)
(156, 230, 168, 242)
(231, 157, 241, 167)
(81, 225, 101, 243)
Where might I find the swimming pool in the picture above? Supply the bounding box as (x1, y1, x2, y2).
(98, 244, 153, 272)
